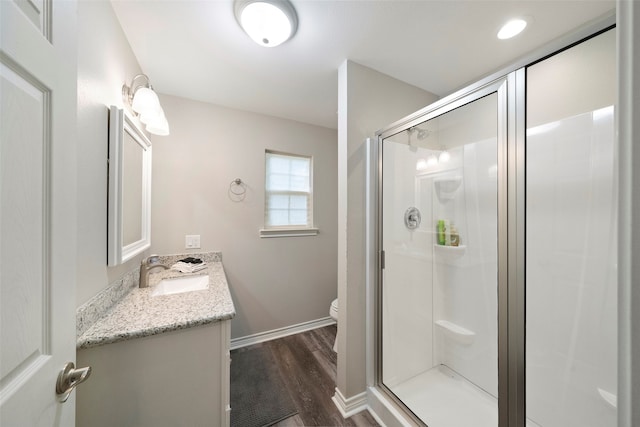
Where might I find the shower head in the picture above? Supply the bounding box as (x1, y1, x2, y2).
(409, 126, 430, 140)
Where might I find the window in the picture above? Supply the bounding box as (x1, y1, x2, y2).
(261, 151, 318, 237)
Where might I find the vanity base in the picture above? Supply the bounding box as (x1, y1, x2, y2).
(77, 321, 230, 427)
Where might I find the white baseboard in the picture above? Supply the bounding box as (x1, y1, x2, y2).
(230, 317, 336, 350)
(332, 387, 368, 419)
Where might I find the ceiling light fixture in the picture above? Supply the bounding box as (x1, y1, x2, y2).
(497, 18, 527, 40)
(122, 74, 170, 136)
(234, 0, 298, 47)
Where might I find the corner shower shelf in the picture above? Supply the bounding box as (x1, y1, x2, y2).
(434, 244, 466, 258)
(434, 176, 462, 201)
(435, 320, 475, 345)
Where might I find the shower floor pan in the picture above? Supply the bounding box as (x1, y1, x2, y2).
(391, 365, 541, 427)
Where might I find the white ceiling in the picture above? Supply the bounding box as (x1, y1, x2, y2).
(111, 0, 614, 130)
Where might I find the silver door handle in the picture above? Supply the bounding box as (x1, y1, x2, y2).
(56, 362, 92, 402)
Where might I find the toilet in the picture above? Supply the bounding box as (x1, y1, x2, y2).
(329, 298, 338, 352)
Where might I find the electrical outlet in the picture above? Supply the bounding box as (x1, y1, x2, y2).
(185, 235, 201, 249)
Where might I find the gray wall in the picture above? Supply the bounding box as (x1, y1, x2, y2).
(76, 0, 149, 306)
(75, 1, 338, 343)
(337, 60, 438, 398)
(151, 94, 338, 339)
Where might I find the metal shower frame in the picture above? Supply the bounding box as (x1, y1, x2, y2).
(370, 16, 616, 427)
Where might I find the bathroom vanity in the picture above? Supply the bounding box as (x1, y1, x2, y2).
(76, 253, 235, 427)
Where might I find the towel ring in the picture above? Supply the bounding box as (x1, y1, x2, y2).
(229, 178, 246, 201)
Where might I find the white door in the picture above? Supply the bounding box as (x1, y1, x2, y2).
(1, 0, 78, 425)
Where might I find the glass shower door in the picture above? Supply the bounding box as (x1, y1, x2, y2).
(380, 92, 500, 427)
(525, 28, 617, 427)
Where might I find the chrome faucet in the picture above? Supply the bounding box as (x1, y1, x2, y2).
(139, 255, 169, 288)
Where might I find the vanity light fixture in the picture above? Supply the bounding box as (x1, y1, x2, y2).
(497, 18, 527, 40)
(122, 74, 170, 136)
(438, 150, 451, 163)
(417, 151, 449, 171)
(234, 0, 298, 47)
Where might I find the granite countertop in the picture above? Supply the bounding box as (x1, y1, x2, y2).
(77, 258, 235, 349)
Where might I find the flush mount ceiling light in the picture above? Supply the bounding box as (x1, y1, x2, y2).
(122, 74, 170, 136)
(234, 0, 298, 47)
(497, 18, 527, 40)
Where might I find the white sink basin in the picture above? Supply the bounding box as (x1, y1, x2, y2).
(151, 275, 209, 297)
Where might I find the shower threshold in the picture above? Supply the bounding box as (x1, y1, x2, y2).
(391, 365, 541, 427)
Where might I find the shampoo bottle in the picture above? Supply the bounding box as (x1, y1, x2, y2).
(437, 220, 446, 245)
(444, 220, 451, 246)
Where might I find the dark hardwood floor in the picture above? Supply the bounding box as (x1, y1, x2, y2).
(231, 325, 380, 427)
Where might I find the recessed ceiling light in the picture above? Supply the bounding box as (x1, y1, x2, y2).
(497, 19, 527, 40)
(234, 0, 298, 47)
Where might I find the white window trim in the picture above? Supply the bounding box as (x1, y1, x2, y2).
(262, 150, 318, 238)
(259, 227, 319, 238)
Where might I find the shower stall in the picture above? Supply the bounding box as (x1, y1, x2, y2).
(374, 28, 617, 427)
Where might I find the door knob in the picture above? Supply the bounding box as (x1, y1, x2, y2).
(56, 362, 92, 402)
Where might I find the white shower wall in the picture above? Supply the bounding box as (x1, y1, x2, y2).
(382, 133, 498, 399)
(525, 28, 616, 427)
(432, 139, 498, 398)
(526, 107, 617, 427)
(383, 109, 616, 427)
(382, 142, 434, 388)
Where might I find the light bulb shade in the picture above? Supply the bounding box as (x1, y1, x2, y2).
(139, 109, 162, 125)
(439, 151, 451, 163)
(235, 0, 298, 47)
(145, 110, 170, 136)
(427, 155, 438, 167)
(131, 87, 161, 115)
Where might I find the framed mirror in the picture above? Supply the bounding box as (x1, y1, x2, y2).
(107, 106, 152, 266)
